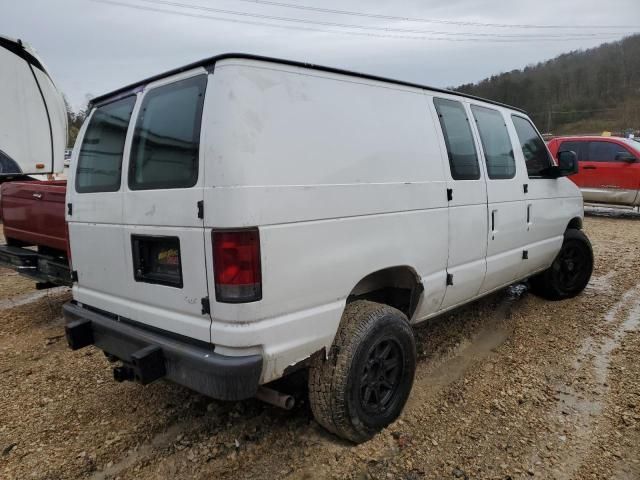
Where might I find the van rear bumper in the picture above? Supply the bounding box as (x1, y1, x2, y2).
(62, 302, 262, 401)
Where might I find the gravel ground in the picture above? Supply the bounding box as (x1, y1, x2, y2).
(1, 211, 639, 479)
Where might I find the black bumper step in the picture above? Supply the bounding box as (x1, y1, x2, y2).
(0, 244, 38, 268)
(0, 244, 71, 286)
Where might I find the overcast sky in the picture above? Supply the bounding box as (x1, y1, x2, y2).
(2, 0, 638, 110)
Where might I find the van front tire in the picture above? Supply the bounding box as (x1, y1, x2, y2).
(308, 300, 416, 443)
(530, 229, 593, 300)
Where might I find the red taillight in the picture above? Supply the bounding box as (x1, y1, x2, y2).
(212, 229, 262, 303)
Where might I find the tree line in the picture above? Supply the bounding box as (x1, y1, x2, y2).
(456, 34, 640, 135)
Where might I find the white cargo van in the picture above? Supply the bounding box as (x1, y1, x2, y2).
(0, 36, 67, 177)
(64, 54, 592, 443)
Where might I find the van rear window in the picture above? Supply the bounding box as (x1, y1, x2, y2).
(433, 98, 480, 180)
(129, 75, 207, 190)
(75, 96, 136, 193)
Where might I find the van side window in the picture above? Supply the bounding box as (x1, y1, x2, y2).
(471, 106, 516, 179)
(511, 115, 553, 177)
(129, 75, 207, 190)
(587, 141, 633, 163)
(75, 96, 136, 193)
(433, 98, 480, 180)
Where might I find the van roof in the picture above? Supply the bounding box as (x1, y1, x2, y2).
(89, 53, 526, 113)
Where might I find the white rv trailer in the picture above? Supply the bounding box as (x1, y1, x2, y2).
(0, 35, 67, 178)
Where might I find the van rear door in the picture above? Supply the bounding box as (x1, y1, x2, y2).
(67, 95, 136, 317)
(69, 70, 211, 343)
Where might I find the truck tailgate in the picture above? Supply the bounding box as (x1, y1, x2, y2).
(1, 180, 68, 252)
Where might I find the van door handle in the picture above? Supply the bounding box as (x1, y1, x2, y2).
(32, 193, 43, 199)
(527, 204, 532, 226)
(583, 166, 597, 170)
(491, 209, 497, 232)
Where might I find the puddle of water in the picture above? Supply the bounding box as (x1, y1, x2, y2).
(585, 271, 615, 295)
(542, 283, 640, 479)
(406, 295, 514, 412)
(507, 283, 528, 299)
(0, 287, 68, 311)
(595, 301, 640, 385)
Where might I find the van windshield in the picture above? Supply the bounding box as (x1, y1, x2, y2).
(75, 96, 136, 193)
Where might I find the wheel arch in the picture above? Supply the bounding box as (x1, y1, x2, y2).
(346, 265, 423, 321)
(567, 216, 583, 231)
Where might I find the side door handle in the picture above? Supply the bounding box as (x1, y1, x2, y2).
(491, 209, 497, 238)
(583, 166, 597, 170)
(526, 204, 532, 228)
(32, 192, 43, 199)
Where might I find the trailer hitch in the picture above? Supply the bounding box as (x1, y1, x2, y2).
(113, 345, 166, 385)
(113, 365, 135, 382)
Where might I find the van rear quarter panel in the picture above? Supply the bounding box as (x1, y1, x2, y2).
(202, 60, 449, 380)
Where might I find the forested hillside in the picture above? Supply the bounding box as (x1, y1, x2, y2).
(456, 34, 640, 135)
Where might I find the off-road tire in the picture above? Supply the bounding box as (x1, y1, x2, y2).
(529, 228, 593, 300)
(308, 300, 416, 443)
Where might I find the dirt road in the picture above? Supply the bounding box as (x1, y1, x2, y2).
(1, 211, 639, 479)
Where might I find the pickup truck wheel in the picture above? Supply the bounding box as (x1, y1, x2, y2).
(308, 300, 416, 443)
(530, 229, 593, 300)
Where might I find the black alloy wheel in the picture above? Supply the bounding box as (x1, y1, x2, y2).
(359, 338, 404, 415)
(529, 228, 593, 300)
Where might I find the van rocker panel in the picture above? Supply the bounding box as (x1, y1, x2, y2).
(63, 302, 262, 401)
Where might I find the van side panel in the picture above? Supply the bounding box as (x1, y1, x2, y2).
(202, 60, 449, 382)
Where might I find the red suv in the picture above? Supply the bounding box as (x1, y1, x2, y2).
(547, 136, 640, 207)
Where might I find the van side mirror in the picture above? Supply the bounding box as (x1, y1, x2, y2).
(615, 152, 637, 162)
(543, 150, 578, 178)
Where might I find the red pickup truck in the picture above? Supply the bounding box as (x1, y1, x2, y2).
(548, 136, 640, 207)
(0, 180, 71, 286)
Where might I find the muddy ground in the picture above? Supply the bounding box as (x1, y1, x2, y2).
(1, 210, 639, 480)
